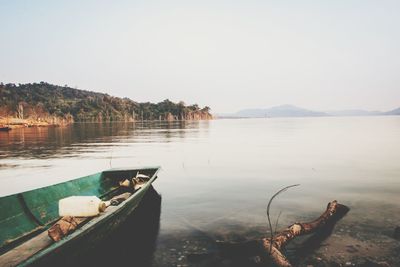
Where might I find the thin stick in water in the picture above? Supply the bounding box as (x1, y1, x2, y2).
(266, 184, 300, 255)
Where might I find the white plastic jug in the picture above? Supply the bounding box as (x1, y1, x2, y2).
(59, 196, 106, 217)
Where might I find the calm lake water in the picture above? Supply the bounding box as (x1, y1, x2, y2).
(1, 117, 399, 266)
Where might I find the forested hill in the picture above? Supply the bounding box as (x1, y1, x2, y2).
(0, 82, 212, 123)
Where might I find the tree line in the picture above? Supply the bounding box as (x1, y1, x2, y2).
(0, 82, 212, 123)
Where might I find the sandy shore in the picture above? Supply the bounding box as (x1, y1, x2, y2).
(0, 118, 67, 129)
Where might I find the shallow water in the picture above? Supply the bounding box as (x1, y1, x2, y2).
(1, 117, 399, 266)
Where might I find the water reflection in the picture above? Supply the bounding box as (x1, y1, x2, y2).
(0, 121, 208, 160)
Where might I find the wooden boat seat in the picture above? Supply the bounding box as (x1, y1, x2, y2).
(0, 206, 118, 266)
(0, 231, 52, 266)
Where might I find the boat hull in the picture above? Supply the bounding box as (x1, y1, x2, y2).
(0, 167, 161, 267)
(27, 185, 161, 267)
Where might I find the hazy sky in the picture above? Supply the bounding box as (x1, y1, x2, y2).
(1, 0, 399, 113)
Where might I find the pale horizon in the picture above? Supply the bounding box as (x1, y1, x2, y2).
(1, 0, 399, 113)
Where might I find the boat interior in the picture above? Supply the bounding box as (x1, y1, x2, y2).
(0, 167, 159, 265)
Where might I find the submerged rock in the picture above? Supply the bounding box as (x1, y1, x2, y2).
(393, 226, 400, 240)
(355, 259, 391, 267)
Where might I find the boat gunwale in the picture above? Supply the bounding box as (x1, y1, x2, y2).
(0, 165, 162, 198)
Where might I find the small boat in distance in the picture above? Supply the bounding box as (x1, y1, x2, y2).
(0, 126, 11, 131)
(0, 166, 161, 267)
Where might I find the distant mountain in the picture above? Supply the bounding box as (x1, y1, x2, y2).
(384, 107, 400, 115)
(219, 105, 400, 119)
(326, 109, 382, 116)
(234, 105, 328, 118)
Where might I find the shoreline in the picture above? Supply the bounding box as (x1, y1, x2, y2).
(0, 119, 64, 130)
(0, 117, 214, 130)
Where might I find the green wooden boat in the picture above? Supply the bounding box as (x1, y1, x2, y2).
(0, 166, 160, 266)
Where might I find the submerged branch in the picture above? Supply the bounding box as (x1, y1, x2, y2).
(266, 184, 300, 254)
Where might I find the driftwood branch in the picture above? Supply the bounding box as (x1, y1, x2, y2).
(262, 200, 349, 267)
(219, 200, 349, 267)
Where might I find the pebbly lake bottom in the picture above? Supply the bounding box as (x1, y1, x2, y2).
(153, 201, 400, 267)
(0, 117, 399, 266)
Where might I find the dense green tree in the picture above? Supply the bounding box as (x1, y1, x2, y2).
(0, 82, 212, 122)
